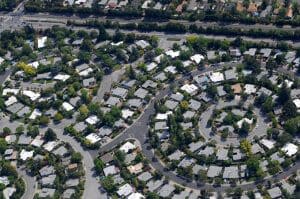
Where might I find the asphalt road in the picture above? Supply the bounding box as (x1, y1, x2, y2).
(17, 167, 36, 199)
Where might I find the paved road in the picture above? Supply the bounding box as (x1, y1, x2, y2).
(17, 167, 36, 199)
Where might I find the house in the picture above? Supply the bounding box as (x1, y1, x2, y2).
(207, 166, 222, 178)
(281, 143, 298, 157)
(147, 180, 164, 192)
(188, 141, 204, 152)
(165, 50, 180, 58)
(20, 149, 34, 161)
(38, 188, 56, 198)
(261, 139, 275, 150)
(189, 99, 201, 111)
(135, 40, 150, 49)
(224, 69, 237, 80)
(85, 133, 101, 144)
(98, 127, 113, 137)
(164, 66, 177, 74)
(105, 96, 121, 107)
(3, 187, 16, 199)
(82, 77, 96, 88)
(170, 92, 184, 102)
(62, 102, 74, 112)
(103, 165, 119, 176)
(112, 87, 128, 99)
(41, 175, 56, 186)
(168, 150, 184, 161)
(183, 111, 195, 119)
(117, 183, 133, 197)
(54, 74, 70, 82)
(43, 141, 59, 152)
(267, 187, 282, 199)
(209, 72, 224, 82)
(230, 49, 241, 57)
(120, 141, 136, 153)
(127, 99, 143, 109)
(66, 179, 79, 187)
(198, 146, 215, 156)
(244, 84, 256, 94)
(146, 62, 158, 72)
(134, 88, 148, 99)
(223, 166, 239, 179)
(138, 171, 153, 182)
(178, 157, 195, 168)
(128, 193, 145, 199)
(180, 84, 198, 95)
(217, 86, 226, 97)
(37, 36, 48, 48)
(63, 189, 75, 199)
(164, 100, 178, 110)
(158, 184, 175, 198)
(74, 122, 87, 132)
(53, 146, 68, 157)
(154, 121, 168, 131)
(122, 109, 134, 119)
(260, 48, 272, 58)
(100, 153, 114, 164)
(216, 148, 229, 161)
(244, 48, 257, 56)
(190, 54, 205, 64)
(85, 115, 99, 125)
(127, 163, 143, 174)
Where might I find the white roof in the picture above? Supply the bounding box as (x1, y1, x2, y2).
(3, 88, 19, 96)
(79, 68, 93, 77)
(20, 149, 34, 161)
(293, 99, 300, 109)
(165, 50, 180, 58)
(183, 60, 192, 67)
(103, 165, 118, 176)
(28, 61, 39, 69)
(128, 192, 145, 199)
(5, 96, 17, 107)
(111, 41, 123, 46)
(155, 111, 172, 120)
(261, 139, 275, 149)
(0, 176, 9, 186)
(282, 143, 298, 157)
(62, 102, 74, 111)
(3, 187, 16, 199)
(244, 84, 257, 94)
(190, 54, 205, 64)
(209, 72, 224, 82)
(120, 141, 136, 153)
(164, 66, 177, 74)
(43, 141, 59, 152)
(29, 109, 42, 120)
(22, 90, 40, 101)
(237, 118, 253, 128)
(85, 115, 99, 125)
(54, 74, 70, 82)
(154, 54, 164, 63)
(37, 36, 47, 48)
(122, 109, 134, 119)
(117, 183, 133, 197)
(146, 62, 158, 72)
(181, 84, 198, 95)
(31, 135, 44, 147)
(0, 57, 4, 65)
(85, 133, 101, 144)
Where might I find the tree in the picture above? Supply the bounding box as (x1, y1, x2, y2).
(94, 158, 105, 174)
(0, 138, 7, 154)
(53, 112, 64, 122)
(262, 97, 274, 113)
(240, 139, 252, 156)
(101, 176, 116, 193)
(17, 62, 37, 76)
(44, 128, 57, 141)
(278, 82, 291, 105)
(239, 121, 250, 135)
(180, 100, 189, 111)
(268, 160, 281, 175)
(282, 100, 297, 120)
(71, 152, 82, 164)
(38, 115, 49, 126)
(284, 116, 300, 135)
(246, 157, 264, 179)
(79, 105, 89, 119)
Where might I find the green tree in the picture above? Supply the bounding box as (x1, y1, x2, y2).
(44, 128, 57, 141)
(0, 138, 7, 154)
